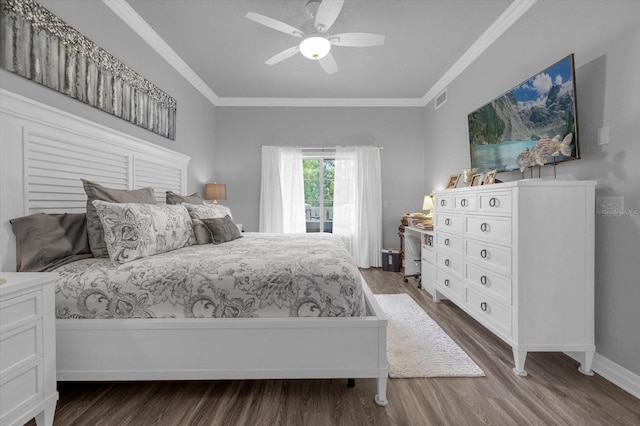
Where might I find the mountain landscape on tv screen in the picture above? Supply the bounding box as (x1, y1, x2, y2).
(468, 55, 578, 172)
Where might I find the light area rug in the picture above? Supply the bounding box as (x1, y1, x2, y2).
(375, 293, 485, 378)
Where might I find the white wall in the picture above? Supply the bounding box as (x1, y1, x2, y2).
(0, 0, 216, 192)
(423, 2, 640, 375)
(214, 106, 427, 248)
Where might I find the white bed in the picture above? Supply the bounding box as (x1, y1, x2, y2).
(0, 89, 389, 406)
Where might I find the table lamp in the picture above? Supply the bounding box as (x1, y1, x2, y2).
(205, 183, 227, 204)
(422, 195, 434, 224)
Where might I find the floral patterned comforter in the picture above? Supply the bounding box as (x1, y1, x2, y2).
(54, 233, 365, 319)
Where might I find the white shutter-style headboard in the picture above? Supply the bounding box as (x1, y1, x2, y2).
(1, 89, 190, 271)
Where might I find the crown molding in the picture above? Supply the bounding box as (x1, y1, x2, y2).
(106, 0, 536, 108)
(422, 0, 538, 107)
(102, 0, 220, 105)
(216, 97, 425, 107)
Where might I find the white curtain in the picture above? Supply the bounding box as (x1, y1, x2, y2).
(259, 146, 306, 233)
(333, 146, 382, 268)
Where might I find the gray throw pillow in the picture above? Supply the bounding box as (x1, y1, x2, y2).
(10, 213, 93, 272)
(201, 215, 242, 244)
(82, 179, 157, 258)
(166, 191, 204, 205)
(192, 219, 212, 244)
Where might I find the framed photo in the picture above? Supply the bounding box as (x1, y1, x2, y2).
(484, 169, 497, 185)
(446, 174, 460, 189)
(471, 174, 482, 186)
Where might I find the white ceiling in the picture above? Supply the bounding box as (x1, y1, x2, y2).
(103, 0, 639, 107)
(113, 0, 519, 105)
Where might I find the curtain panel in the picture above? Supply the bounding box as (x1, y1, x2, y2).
(259, 146, 306, 233)
(333, 146, 382, 268)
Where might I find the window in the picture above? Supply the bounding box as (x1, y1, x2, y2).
(303, 156, 334, 233)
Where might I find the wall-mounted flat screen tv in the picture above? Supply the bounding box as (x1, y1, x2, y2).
(468, 54, 579, 173)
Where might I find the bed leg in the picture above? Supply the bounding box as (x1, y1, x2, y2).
(375, 375, 388, 406)
(347, 378, 355, 388)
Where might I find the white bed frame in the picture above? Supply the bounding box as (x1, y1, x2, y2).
(0, 90, 388, 406)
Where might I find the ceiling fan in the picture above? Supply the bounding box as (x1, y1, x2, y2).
(246, 0, 385, 75)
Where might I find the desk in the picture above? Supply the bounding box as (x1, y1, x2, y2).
(403, 226, 435, 294)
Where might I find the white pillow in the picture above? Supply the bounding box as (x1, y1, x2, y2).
(92, 200, 195, 264)
(184, 203, 232, 220)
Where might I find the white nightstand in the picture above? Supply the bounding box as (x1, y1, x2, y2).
(0, 272, 58, 426)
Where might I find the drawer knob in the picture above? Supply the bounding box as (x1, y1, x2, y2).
(480, 275, 488, 285)
(481, 302, 488, 312)
(480, 222, 488, 232)
(440, 199, 447, 207)
(489, 197, 497, 207)
(480, 249, 488, 259)
(445, 218, 451, 226)
(444, 279, 450, 287)
(445, 259, 450, 267)
(461, 199, 468, 207)
(445, 238, 450, 246)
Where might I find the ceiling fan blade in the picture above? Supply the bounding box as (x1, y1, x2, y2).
(265, 45, 300, 65)
(318, 52, 338, 75)
(246, 12, 304, 38)
(314, 0, 344, 33)
(329, 33, 386, 47)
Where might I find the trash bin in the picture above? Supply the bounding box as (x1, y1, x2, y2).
(381, 249, 400, 272)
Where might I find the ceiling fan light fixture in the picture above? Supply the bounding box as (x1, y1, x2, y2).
(299, 36, 331, 60)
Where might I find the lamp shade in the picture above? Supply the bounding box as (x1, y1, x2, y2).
(422, 195, 434, 211)
(205, 183, 227, 203)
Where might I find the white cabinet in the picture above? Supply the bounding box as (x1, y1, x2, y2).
(403, 226, 435, 294)
(0, 273, 58, 426)
(433, 180, 596, 376)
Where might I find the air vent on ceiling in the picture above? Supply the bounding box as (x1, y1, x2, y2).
(435, 88, 447, 110)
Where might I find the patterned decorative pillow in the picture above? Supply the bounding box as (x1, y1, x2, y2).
(201, 215, 242, 244)
(184, 203, 233, 220)
(82, 179, 157, 258)
(165, 191, 204, 205)
(92, 201, 195, 264)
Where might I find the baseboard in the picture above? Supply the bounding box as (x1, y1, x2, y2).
(592, 353, 640, 400)
(566, 351, 640, 399)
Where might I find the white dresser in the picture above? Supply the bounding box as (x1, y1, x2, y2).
(432, 180, 596, 376)
(0, 273, 58, 426)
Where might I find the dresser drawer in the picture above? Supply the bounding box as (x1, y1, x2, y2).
(435, 213, 464, 235)
(0, 321, 42, 376)
(465, 286, 511, 336)
(436, 251, 463, 277)
(465, 263, 512, 305)
(465, 216, 512, 244)
(421, 245, 434, 263)
(465, 240, 512, 276)
(455, 194, 476, 211)
(435, 232, 463, 254)
(435, 269, 464, 302)
(0, 291, 42, 334)
(434, 194, 454, 211)
(0, 359, 44, 421)
(478, 191, 512, 214)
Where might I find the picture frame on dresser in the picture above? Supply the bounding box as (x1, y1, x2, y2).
(471, 174, 482, 186)
(446, 174, 461, 189)
(483, 169, 497, 185)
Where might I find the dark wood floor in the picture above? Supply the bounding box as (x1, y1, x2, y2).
(30, 268, 639, 426)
